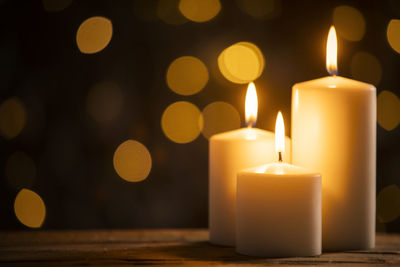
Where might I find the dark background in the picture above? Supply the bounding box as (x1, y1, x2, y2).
(0, 0, 399, 232)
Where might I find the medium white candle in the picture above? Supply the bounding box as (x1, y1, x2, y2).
(209, 83, 291, 246)
(236, 112, 321, 257)
(291, 26, 376, 251)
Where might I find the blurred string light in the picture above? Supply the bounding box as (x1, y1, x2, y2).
(113, 140, 152, 182)
(14, 189, 46, 228)
(201, 101, 241, 139)
(157, 0, 188, 25)
(42, 0, 72, 12)
(161, 101, 203, 143)
(167, 56, 209, 96)
(76, 16, 113, 54)
(377, 185, 400, 223)
(333, 5, 365, 41)
(6, 151, 36, 190)
(0, 97, 26, 139)
(218, 42, 265, 84)
(236, 0, 281, 20)
(178, 0, 221, 22)
(350, 52, 382, 86)
(377, 90, 400, 131)
(87, 81, 123, 123)
(387, 19, 400, 54)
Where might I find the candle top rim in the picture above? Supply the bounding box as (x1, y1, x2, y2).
(240, 162, 321, 176)
(293, 76, 376, 91)
(210, 127, 290, 141)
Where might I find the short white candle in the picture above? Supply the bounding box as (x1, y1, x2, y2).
(291, 26, 376, 251)
(209, 83, 291, 246)
(236, 112, 321, 257)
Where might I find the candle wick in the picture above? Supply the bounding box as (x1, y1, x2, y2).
(247, 120, 255, 129)
(278, 151, 283, 163)
(328, 69, 338, 77)
(327, 66, 338, 77)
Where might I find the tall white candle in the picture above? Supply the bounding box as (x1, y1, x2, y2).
(209, 83, 291, 246)
(291, 26, 376, 251)
(236, 112, 321, 257)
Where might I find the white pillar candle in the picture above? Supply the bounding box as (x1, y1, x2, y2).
(291, 26, 376, 251)
(209, 83, 291, 246)
(236, 112, 321, 257)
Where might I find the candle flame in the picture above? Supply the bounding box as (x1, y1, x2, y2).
(245, 82, 258, 127)
(326, 26, 338, 76)
(275, 111, 285, 157)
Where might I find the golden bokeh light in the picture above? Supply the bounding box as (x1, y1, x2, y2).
(201, 101, 240, 139)
(76, 16, 113, 54)
(377, 90, 400, 131)
(350, 52, 382, 86)
(87, 81, 123, 123)
(6, 151, 36, 190)
(0, 97, 26, 139)
(166, 56, 209, 96)
(14, 189, 46, 228)
(377, 185, 400, 223)
(157, 0, 188, 25)
(161, 101, 203, 143)
(333, 5, 366, 41)
(113, 140, 152, 182)
(179, 0, 221, 22)
(218, 42, 264, 84)
(387, 19, 400, 54)
(42, 0, 72, 12)
(236, 0, 280, 20)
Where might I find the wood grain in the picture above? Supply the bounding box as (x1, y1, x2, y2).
(0, 230, 398, 266)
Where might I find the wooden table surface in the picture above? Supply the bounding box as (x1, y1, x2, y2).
(0, 230, 399, 266)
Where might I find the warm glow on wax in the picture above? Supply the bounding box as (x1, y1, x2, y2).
(245, 82, 258, 127)
(292, 25, 376, 250)
(275, 111, 285, 156)
(326, 26, 338, 76)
